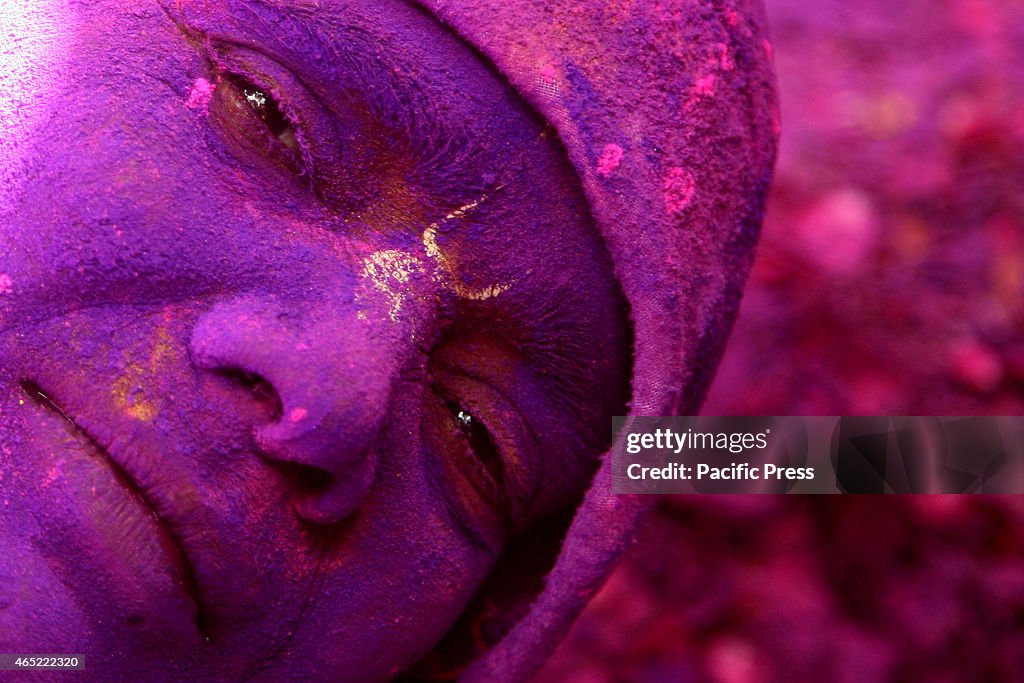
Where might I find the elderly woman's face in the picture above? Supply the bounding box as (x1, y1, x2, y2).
(0, 0, 630, 679)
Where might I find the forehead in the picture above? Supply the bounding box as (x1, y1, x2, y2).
(0, 0, 75, 200)
(1, 0, 503, 89)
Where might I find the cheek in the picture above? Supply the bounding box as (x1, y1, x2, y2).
(283, 387, 500, 676)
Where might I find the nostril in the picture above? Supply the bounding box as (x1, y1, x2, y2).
(214, 368, 283, 421)
(266, 459, 368, 527)
(267, 460, 334, 495)
(189, 298, 390, 526)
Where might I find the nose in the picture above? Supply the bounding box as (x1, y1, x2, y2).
(189, 296, 400, 525)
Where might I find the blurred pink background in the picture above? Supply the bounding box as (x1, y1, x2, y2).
(537, 1, 1024, 680)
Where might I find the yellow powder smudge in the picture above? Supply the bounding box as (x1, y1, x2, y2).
(422, 189, 513, 301)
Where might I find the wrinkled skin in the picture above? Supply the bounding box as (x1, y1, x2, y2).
(0, 1, 631, 680)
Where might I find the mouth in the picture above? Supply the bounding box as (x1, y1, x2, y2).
(18, 379, 209, 639)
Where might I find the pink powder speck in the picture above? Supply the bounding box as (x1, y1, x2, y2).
(694, 73, 717, 97)
(762, 39, 774, 61)
(540, 64, 558, 81)
(0, 274, 13, 295)
(289, 407, 309, 423)
(42, 462, 64, 489)
(663, 167, 696, 214)
(596, 144, 625, 177)
(185, 77, 216, 111)
(717, 43, 736, 71)
(724, 7, 740, 27)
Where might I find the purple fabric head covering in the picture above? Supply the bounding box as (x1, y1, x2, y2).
(407, 2, 779, 679)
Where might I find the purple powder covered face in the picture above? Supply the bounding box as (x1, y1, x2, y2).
(0, 1, 633, 679)
(0, 0, 780, 679)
